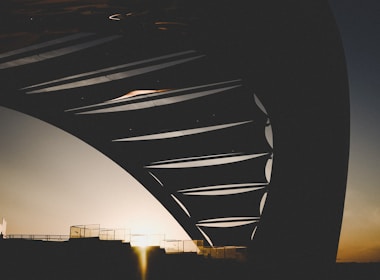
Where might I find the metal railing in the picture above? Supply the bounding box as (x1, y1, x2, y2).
(3, 224, 247, 260)
(161, 239, 203, 254)
(70, 224, 100, 238)
(200, 245, 248, 260)
(3, 234, 247, 260)
(5, 234, 70, 241)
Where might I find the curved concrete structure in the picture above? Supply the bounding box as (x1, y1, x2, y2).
(0, 1, 349, 278)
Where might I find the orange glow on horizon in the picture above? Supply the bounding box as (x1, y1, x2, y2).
(336, 205, 380, 263)
(337, 234, 380, 263)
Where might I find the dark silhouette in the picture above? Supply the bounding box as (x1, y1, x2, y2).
(1, 235, 380, 280)
(0, 1, 349, 279)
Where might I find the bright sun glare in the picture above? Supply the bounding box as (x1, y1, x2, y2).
(130, 233, 165, 280)
(133, 243, 152, 280)
(130, 233, 164, 248)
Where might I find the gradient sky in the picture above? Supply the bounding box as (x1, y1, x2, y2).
(1, 0, 379, 262)
(329, 0, 380, 262)
(0, 105, 191, 240)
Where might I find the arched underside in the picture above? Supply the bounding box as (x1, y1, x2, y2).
(0, 0, 349, 278)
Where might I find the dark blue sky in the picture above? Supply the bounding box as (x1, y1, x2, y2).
(329, 0, 380, 261)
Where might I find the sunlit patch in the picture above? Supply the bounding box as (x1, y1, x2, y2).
(260, 192, 268, 215)
(254, 94, 267, 115)
(155, 22, 188, 26)
(197, 226, 213, 247)
(196, 217, 260, 228)
(64, 79, 239, 113)
(111, 89, 168, 101)
(112, 120, 253, 142)
(108, 13, 133, 21)
(0, 33, 93, 59)
(171, 194, 191, 217)
(178, 182, 266, 196)
(265, 158, 273, 183)
(108, 13, 121, 21)
(154, 21, 188, 32)
(250, 226, 258, 240)
(265, 124, 273, 148)
(23, 50, 202, 93)
(0, 34, 121, 70)
(148, 171, 164, 186)
(146, 152, 269, 169)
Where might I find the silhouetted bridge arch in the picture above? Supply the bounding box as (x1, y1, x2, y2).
(0, 1, 349, 279)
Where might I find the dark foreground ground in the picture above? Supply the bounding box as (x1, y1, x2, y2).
(1, 237, 379, 280)
(333, 262, 380, 280)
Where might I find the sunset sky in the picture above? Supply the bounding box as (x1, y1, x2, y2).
(0, 0, 379, 262)
(330, 0, 380, 262)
